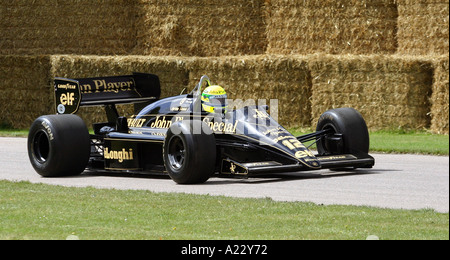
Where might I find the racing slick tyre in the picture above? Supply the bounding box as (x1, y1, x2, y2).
(28, 115, 90, 177)
(163, 120, 216, 184)
(316, 108, 369, 156)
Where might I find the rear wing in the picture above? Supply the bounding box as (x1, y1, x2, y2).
(54, 72, 161, 114)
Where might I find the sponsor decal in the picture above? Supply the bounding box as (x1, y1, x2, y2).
(202, 117, 238, 133)
(150, 116, 174, 129)
(59, 92, 75, 106)
(253, 109, 269, 119)
(230, 163, 237, 174)
(54, 79, 81, 114)
(295, 150, 315, 159)
(103, 141, 140, 170)
(57, 104, 66, 114)
(57, 83, 77, 90)
(79, 79, 135, 94)
(104, 147, 134, 163)
(317, 155, 357, 161)
(221, 160, 248, 175)
(41, 121, 54, 141)
(147, 115, 238, 134)
(127, 118, 146, 128)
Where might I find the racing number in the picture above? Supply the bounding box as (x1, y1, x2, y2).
(282, 139, 304, 150)
(282, 138, 314, 158)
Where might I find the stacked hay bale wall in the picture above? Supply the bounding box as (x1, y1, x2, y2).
(430, 56, 449, 134)
(0, 0, 136, 55)
(0, 54, 438, 131)
(2, 0, 446, 57)
(265, 0, 398, 55)
(135, 0, 267, 56)
(187, 55, 312, 127)
(397, 0, 449, 55)
(0, 0, 449, 134)
(308, 55, 433, 130)
(0, 56, 52, 129)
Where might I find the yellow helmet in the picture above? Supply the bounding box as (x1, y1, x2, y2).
(201, 85, 227, 113)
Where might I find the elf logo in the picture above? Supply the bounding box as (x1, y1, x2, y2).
(60, 92, 75, 106)
(104, 148, 134, 163)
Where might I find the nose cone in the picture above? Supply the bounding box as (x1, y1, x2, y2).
(266, 134, 321, 169)
(232, 107, 321, 169)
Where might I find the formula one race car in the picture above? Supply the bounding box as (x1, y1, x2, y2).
(28, 73, 375, 184)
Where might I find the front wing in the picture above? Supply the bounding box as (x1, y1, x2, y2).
(220, 153, 375, 177)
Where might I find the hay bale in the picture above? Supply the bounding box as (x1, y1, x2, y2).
(265, 0, 398, 55)
(135, 0, 267, 56)
(186, 55, 312, 127)
(0, 0, 136, 55)
(308, 54, 433, 130)
(430, 56, 449, 134)
(50, 55, 189, 127)
(0, 55, 52, 129)
(397, 0, 449, 55)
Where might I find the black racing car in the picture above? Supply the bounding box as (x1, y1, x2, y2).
(27, 73, 374, 184)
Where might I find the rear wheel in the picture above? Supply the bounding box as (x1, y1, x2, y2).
(316, 108, 370, 156)
(163, 120, 216, 184)
(28, 115, 90, 177)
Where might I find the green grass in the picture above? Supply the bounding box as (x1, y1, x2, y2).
(290, 128, 449, 156)
(0, 129, 29, 138)
(369, 130, 449, 155)
(0, 180, 447, 240)
(1, 128, 448, 240)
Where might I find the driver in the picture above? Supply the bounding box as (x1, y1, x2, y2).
(201, 85, 228, 114)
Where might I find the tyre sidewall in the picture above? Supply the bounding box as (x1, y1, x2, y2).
(316, 108, 369, 155)
(28, 115, 90, 177)
(163, 120, 216, 184)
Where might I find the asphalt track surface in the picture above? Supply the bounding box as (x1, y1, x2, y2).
(0, 137, 448, 213)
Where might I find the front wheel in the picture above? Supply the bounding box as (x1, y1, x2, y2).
(163, 120, 216, 184)
(316, 108, 370, 156)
